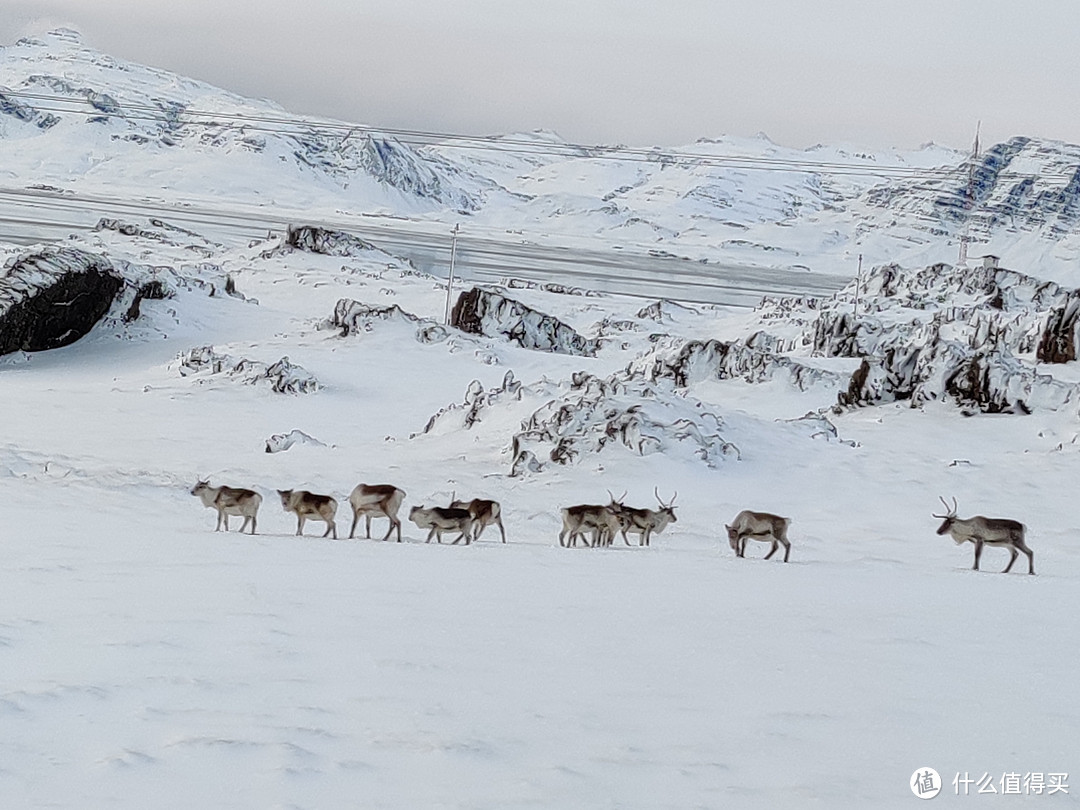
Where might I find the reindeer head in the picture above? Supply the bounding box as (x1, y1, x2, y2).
(932, 496, 959, 536)
(191, 480, 210, 496)
(606, 489, 627, 509)
(724, 524, 739, 550)
(655, 487, 678, 523)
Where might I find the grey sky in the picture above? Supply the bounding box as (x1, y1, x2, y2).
(2, 0, 1079, 151)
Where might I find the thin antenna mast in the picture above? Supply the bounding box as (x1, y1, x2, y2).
(444, 223, 460, 325)
(958, 121, 981, 267)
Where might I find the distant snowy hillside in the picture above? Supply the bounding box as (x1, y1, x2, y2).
(0, 29, 486, 213)
(10, 28, 1080, 292)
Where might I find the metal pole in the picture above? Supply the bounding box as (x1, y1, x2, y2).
(854, 253, 862, 318)
(958, 122, 981, 267)
(444, 223, 460, 325)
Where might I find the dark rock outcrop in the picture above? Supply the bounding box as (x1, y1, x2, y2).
(286, 225, 378, 256)
(450, 287, 599, 356)
(1037, 295, 1080, 364)
(0, 248, 124, 354)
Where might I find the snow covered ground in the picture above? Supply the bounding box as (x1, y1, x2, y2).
(3, 223, 1080, 809)
(4, 27, 1080, 810)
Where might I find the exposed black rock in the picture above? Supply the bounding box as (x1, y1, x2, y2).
(286, 225, 378, 256)
(0, 247, 124, 354)
(1037, 295, 1080, 364)
(450, 287, 599, 356)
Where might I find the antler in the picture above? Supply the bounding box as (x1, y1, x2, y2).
(932, 495, 958, 518)
(655, 487, 677, 508)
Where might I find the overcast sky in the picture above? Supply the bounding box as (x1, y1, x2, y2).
(2, 0, 1079, 152)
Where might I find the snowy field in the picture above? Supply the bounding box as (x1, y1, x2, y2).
(3, 224, 1080, 809)
(4, 28, 1080, 810)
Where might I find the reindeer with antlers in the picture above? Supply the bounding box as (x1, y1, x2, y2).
(933, 497, 1034, 575)
(606, 488, 678, 547)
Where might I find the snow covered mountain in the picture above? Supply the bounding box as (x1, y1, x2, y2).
(8, 27, 1080, 290)
(0, 29, 486, 213)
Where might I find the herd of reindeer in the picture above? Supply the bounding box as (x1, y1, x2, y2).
(190, 482, 1037, 574)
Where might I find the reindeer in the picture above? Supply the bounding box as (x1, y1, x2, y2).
(725, 510, 791, 562)
(933, 497, 1034, 574)
(190, 481, 262, 534)
(278, 489, 338, 539)
(409, 505, 474, 544)
(559, 504, 621, 548)
(348, 483, 406, 542)
(607, 489, 677, 547)
(450, 497, 506, 543)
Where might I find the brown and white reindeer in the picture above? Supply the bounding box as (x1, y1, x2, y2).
(278, 489, 338, 539)
(450, 496, 506, 543)
(558, 504, 621, 548)
(191, 481, 262, 535)
(725, 510, 792, 562)
(607, 488, 678, 547)
(409, 505, 474, 544)
(933, 497, 1034, 574)
(348, 483, 406, 542)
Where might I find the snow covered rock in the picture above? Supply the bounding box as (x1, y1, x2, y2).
(510, 372, 739, 474)
(285, 226, 378, 257)
(1037, 294, 1080, 363)
(837, 343, 1075, 414)
(414, 370, 523, 437)
(327, 298, 423, 335)
(631, 336, 840, 390)
(450, 287, 599, 356)
(0, 247, 124, 355)
(264, 430, 327, 453)
(0, 87, 59, 129)
(177, 347, 320, 394)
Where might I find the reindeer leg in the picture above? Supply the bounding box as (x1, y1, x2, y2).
(394, 518, 403, 543)
(781, 538, 791, 562)
(498, 518, 506, 543)
(366, 515, 373, 539)
(349, 510, 360, 539)
(972, 538, 983, 571)
(250, 514, 257, 535)
(1003, 547, 1018, 574)
(765, 540, 778, 560)
(296, 515, 305, 537)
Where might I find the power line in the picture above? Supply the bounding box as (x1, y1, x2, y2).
(4, 88, 1077, 232)
(1, 88, 974, 179)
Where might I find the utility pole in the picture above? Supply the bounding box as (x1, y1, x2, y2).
(854, 253, 862, 318)
(958, 121, 981, 267)
(444, 223, 460, 325)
